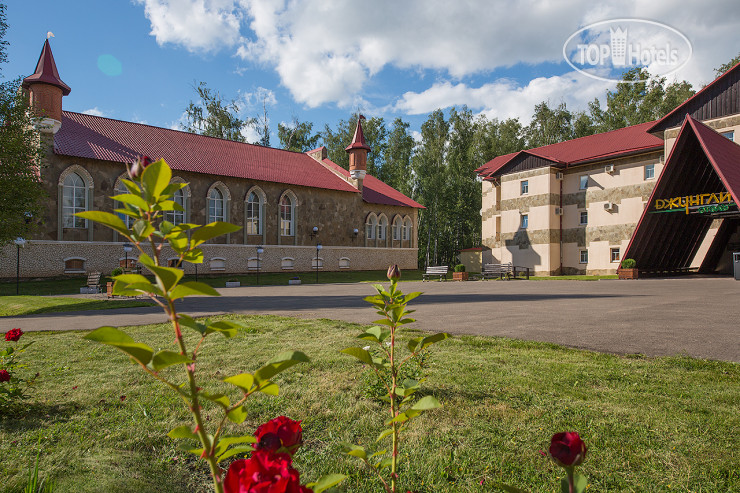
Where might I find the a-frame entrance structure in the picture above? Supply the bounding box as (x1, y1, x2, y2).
(623, 115, 740, 274)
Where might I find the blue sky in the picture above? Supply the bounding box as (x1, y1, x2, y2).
(4, 1, 740, 145)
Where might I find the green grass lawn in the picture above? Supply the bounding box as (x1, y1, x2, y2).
(1, 315, 737, 492)
(0, 296, 154, 317)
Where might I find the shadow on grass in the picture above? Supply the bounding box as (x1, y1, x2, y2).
(0, 402, 78, 431)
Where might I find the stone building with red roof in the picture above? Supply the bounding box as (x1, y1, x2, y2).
(1, 40, 423, 278)
(477, 61, 740, 276)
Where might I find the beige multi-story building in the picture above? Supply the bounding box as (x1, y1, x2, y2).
(477, 61, 740, 276)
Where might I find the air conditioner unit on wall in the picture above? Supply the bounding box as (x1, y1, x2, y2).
(555, 171, 564, 180)
(604, 202, 616, 212)
(555, 207, 563, 216)
(605, 164, 615, 174)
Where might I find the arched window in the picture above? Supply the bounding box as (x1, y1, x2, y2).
(167, 188, 185, 225)
(280, 194, 295, 236)
(366, 214, 377, 240)
(63, 172, 87, 228)
(377, 215, 388, 241)
(246, 190, 263, 235)
(208, 188, 225, 223)
(403, 217, 413, 242)
(115, 180, 135, 228)
(392, 216, 402, 241)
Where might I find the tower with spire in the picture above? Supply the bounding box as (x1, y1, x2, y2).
(345, 115, 371, 191)
(22, 39, 70, 134)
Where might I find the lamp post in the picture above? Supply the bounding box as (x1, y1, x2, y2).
(122, 242, 133, 272)
(14, 237, 26, 295)
(256, 246, 264, 286)
(316, 243, 322, 284)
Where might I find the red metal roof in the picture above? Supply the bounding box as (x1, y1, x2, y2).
(345, 115, 372, 152)
(55, 112, 360, 193)
(688, 115, 740, 207)
(320, 156, 424, 208)
(22, 40, 71, 96)
(476, 121, 663, 178)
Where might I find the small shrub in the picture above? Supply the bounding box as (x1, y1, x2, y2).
(454, 264, 466, 272)
(621, 258, 636, 269)
(110, 267, 123, 277)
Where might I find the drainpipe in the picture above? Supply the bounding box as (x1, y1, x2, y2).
(559, 167, 565, 275)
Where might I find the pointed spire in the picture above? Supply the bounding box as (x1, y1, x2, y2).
(345, 114, 371, 152)
(22, 39, 71, 96)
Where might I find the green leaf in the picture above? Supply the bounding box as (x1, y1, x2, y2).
(201, 392, 230, 408)
(410, 395, 441, 411)
(75, 211, 130, 236)
(111, 193, 149, 211)
(253, 351, 310, 383)
(409, 332, 450, 353)
(141, 159, 172, 200)
(340, 443, 366, 460)
(341, 347, 373, 365)
(131, 219, 155, 241)
(151, 350, 192, 371)
(178, 315, 208, 335)
(223, 373, 255, 392)
(191, 222, 241, 247)
(257, 382, 279, 395)
(306, 474, 347, 493)
(182, 249, 204, 264)
(218, 435, 257, 448)
(162, 182, 187, 196)
(376, 457, 393, 470)
(84, 326, 154, 366)
(376, 428, 394, 442)
(217, 445, 254, 462)
(121, 178, 141, 194)
(226, 405, 248, 424)
(403, 291, 422, 303)
(206, 320, 241, 337)
(170, 282, 220, 299)
(561, 473, 587, 493)
(144, 264, 184, 293)
(167, 426, 198, 440)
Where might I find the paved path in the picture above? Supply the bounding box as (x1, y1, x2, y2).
(3, 278, 739, 362)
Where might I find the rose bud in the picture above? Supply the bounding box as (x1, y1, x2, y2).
(387, 264, 401, 281)
(4, 328, 23, 342)
(549, 432, 587, 467)
(127, 155, 153, 180)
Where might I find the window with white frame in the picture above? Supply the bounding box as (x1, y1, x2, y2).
(722, 131, 734, 141)
(377, 215, 388, 240)
(208, 188, 225, 223)
(339, 257, 350, 269)
(280, 194, 295, 236)
(246, 191, 263, 235)
(392, 217, 402, 240)
(210, 258, 226, 271)
(579, 175, 588, 190)
(644, 163, 655, 180)
(165, 188, 185, 225)
(520, 180, 529, 195)
(366, 214, 377, 239)
(520, 214, 528, 229)
(580, 250, 588, 263)
(580, 211, 588, 225)
(115, 181, 135, 228)
(63, 173, 87, 228)
(610, 247, 620, 263)
(403, 217, 412, 241)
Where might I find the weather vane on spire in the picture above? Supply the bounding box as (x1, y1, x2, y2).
(47, 31, 55, 39)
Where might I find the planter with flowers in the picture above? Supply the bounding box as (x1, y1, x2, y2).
(618, 258, 638, 279)
(453, 264, 468, 281)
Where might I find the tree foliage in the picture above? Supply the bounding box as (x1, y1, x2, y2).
(278, 118, 320, 153)
(715, 53, 740, 77)
(182, 81, 255, 143)
(0, 2, 46, 247)
(321, 114, 387, 176)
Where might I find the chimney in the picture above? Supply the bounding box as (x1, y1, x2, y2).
(345, 115, 371, 191)
(22, 39, 70, 134)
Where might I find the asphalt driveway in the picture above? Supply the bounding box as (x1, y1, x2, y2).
(3, 277, 739, 362)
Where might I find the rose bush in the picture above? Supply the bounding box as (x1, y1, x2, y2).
(1, 328, 37, 411)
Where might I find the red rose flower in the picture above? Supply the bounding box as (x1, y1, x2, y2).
(224, 450, 313, 493)
(254, 416, 303, 455)
(0, 370, 10, 382)
(4, 328, 23, 342)
(128, 155, 153, 180)
(549, 432, 587, 467)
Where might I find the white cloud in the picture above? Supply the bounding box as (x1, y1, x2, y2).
(82, 107, 106, 117)
(136, 0, 243, 52)
(136, 0, 740, 112)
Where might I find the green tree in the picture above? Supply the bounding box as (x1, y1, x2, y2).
(0, 2, 46, 247)
(715, 53, 740, 77)
(182, 81, 255, 142)
(379, 118, 415, 198)
(278, 118, 320, 152)
(524, 101, 574, 148)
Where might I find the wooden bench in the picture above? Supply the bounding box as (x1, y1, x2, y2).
(83, 272, 102, 294)
(422, 265, 449, 281)
(482, 263, 513, 280)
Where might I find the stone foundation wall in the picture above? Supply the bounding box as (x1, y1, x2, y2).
(0, 241, 418, 278)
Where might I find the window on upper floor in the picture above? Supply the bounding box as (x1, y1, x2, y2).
(644, 163, 655, 180)
(280, 194, 295, 236)
(722, 131, 735, 141)
(520, 180, 529, 195)
(580, 211, 588, 225)
(579, 175, 589, 190)
(63, 172, 88, 228)
(520, 214, 528, 229)
(580, 250, 588, 264)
